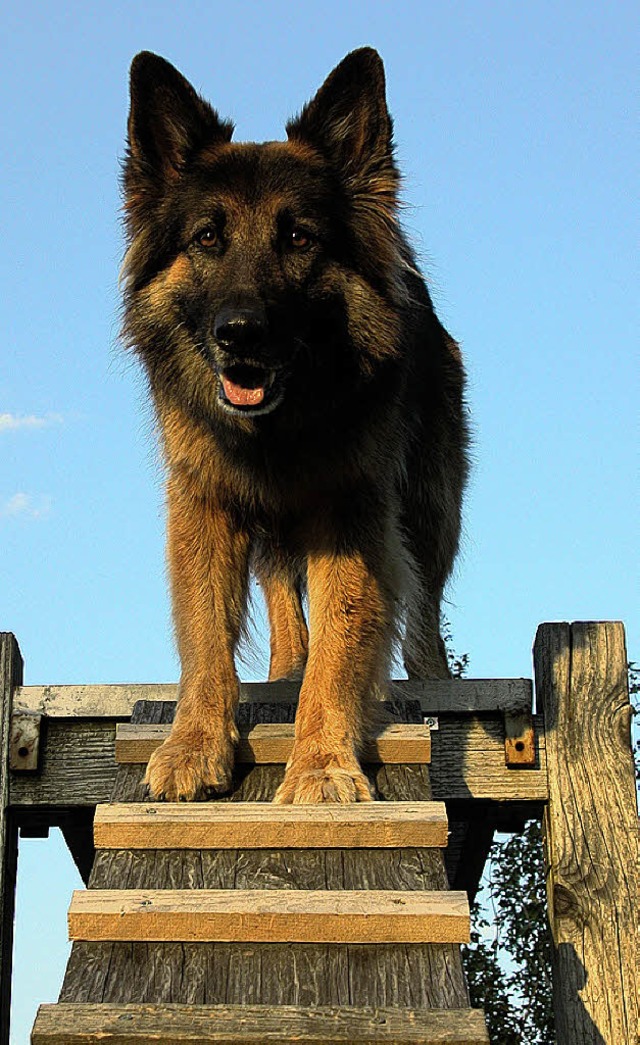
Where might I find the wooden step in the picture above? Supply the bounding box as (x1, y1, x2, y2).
(115, 722, 431, 765)
(93, 800, 448, 850)
(32, 1002, 489, 1043)
(68, 888, 470, 944)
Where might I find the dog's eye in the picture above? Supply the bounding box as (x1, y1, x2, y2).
(289, 227, 313, 251)
(196, 227, 218, 248)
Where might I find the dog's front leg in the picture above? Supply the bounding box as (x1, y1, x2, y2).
(144, 472, 250, 801)
(274, 542, 393, 804)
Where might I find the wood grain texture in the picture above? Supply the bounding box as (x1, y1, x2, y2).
(534, 621, 638, 1045)
(16, 677, 531, 717)
(94, 801, 448, 850)
(396, 678, 533, 714)
(68, 888, 470, 944)
(114, 722, 431, 766)
(32, 1002, 489, 1043)
(10, 719, 118, 806)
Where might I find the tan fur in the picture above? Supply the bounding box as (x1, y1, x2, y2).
(273, 543, 392, 803)
(144, 469, 249, 801)
(259, 570, 309, 682)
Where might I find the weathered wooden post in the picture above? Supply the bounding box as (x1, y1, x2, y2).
(0, 633, 23, 1045)
(534, 621, 638, 1045)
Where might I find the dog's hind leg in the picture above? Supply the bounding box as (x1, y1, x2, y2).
(257, 562, 309, 682)
(400, 450, 463, 681)
(403, 582, 450, 680)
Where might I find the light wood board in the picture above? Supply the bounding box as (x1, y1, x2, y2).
(93, 800, 448, 850)
(68, 888, 470, 944)
(115, 722, 431, 765)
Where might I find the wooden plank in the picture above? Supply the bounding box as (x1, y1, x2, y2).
(534, 621, 638, 1045)
(15, 677, 531, 717)
(68, 888, 470, 944)
(9, 713, 548, 808)
(114, 722, 431, 766)
(0, 634, 22, 1045)
(93, 800, 448, 850)
(396, 677, 533, 714)
(32, 1002, 489, 1043)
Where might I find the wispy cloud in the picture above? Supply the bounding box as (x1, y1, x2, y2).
(0, 493, 52, 519)
(0, 412, 64, 432)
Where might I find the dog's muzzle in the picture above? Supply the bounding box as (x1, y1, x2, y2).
(213, 304, 284, 416)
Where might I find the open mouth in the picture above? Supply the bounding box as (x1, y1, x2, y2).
(217, 363, 282, 416)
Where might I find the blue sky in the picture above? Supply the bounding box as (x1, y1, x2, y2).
(3, 2, 637, 1040)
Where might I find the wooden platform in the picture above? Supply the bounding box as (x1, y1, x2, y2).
(32, 694, 486, 1041)
(5, 624, 635, 1045)
(114, 722, 431, 765)
(32, 1002, 490, 1043)
(93, 801, 449, 850)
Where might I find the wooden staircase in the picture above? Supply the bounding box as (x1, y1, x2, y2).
(31, 694, 488, 1043)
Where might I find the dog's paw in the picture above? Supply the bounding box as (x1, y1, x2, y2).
(273, 759, 373, 804)
(144, 727, 237, 802)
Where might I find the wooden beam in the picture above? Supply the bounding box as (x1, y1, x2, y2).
(446, 815, 497, 902)
(9, 720, 118, 807)
(9, 713, 548, 808)
(15, 677, 532, 718)
(93, 800, 449, 850)
(68, 888, 470, 944)
(397, 677, 533, 714)
(428, 713, 546, 801)
(115, 722, 431, 766)
(59, 809, 96, 886)
(32, 1002, 489, 1043)
(534, 621, 638, 1045)
(0, 633, 22, 1045)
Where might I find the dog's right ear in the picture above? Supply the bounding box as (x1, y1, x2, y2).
(126, 52, 233, 179)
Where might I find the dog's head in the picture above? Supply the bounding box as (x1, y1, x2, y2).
(122, 50, 404, 424)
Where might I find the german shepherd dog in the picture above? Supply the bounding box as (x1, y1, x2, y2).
(122, 48, 468, 803)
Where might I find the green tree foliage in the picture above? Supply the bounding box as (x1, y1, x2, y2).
(462, 823, 555, 1044)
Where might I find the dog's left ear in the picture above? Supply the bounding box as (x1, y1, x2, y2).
(127, 52, 233, 179)
(287, 48, 396, 189)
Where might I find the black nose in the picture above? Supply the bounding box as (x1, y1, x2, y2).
(214, 304, 267, 352)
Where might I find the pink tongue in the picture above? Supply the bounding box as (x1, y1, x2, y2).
(222, 375, 265, 406)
